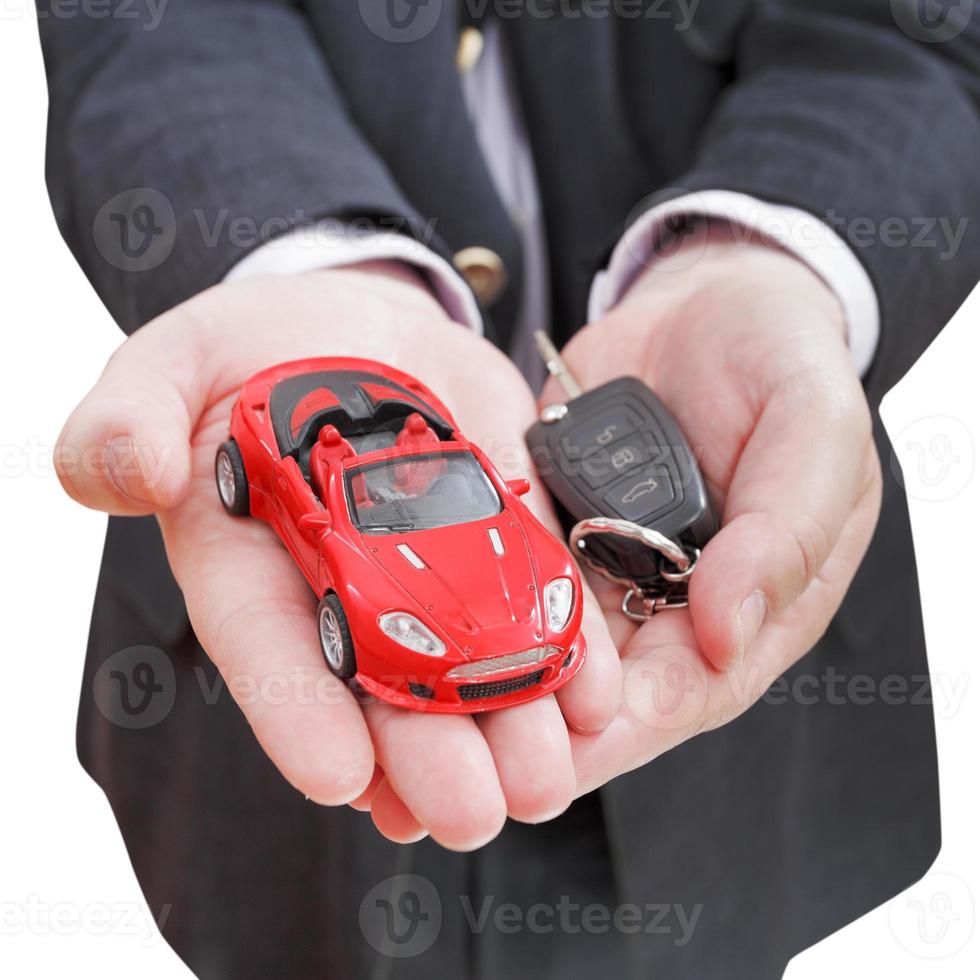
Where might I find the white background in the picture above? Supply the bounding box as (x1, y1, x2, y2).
(1, 8, 977, 977)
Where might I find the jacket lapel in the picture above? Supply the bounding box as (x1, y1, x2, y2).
(306, 1, 523, 345)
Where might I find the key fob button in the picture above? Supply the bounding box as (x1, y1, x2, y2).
(524, 376, 717, 556)
(602, 466, 675, 521)
(581, 434, 653, 489)
(567, 407, 643, 458)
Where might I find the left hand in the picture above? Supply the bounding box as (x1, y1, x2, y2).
(548, 223, 883, 792)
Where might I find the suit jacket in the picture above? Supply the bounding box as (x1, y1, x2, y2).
(38, 2, 980, 977)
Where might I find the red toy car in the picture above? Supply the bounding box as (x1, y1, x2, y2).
(214, 358, 586, 713)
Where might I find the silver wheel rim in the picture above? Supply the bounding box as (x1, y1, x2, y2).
(319, 604, 345, 671)
(216, 450, 237, 509)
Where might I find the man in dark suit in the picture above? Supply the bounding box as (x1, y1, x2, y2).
(38, 1, 980, 977)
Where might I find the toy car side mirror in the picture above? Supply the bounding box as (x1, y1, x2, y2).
(298, 511, 333, 534)
(506, 478, 532, 497)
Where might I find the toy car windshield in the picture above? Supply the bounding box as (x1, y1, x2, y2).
(346, 450, 501, 533)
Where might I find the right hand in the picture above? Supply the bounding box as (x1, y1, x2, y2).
(56, 262, 622, 850)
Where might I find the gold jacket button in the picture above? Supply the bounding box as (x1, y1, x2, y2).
(455, 27, 485, 73)
(453, 246, 507, 306)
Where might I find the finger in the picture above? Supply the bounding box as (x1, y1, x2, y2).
(160, 487, 375, 806)
(364, 705, 507, 852)
(370, 777, 429, 844)
(537, 372, 572, 417)
(349, 765, 385, 812)
(554, 585, 622, 732)
(568, 609, 705, 796)
(55, 316, 207, 515)
(690, 373, 876, 670)
(686, 480, 881, 741)
(477, 695, 575, 823)
(570, 472, 882, 797)
(733, 459, 883, 675)
(480, 416, 624, 733)
(583, 568, 638, 650)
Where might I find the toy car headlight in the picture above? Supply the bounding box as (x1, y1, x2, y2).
(543, 577, 574, 631)
(378, 612, 446, 657)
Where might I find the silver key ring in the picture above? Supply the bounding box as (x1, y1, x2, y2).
(621, 588, 689, 621)
(569, 518, 701, 621)
(570, 516, 689, 569)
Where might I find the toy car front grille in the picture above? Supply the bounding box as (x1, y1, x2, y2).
(446, 645, 556, 680)
(457, 669, 545, 702)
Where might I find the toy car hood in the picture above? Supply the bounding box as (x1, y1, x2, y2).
(363, 513, 543, 645)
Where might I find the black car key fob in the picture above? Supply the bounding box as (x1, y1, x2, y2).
(525, 333, 716, 617)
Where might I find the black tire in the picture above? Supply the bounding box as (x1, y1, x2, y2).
(317, 593, 357, 679)
(214, 440, 250, 516)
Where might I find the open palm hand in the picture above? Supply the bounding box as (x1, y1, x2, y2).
(57, 263, 623, 851)
(551, 227, 882, 790)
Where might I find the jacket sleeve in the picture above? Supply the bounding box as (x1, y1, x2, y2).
(37, 0, 427, 332)
(659, 0, 980, 390)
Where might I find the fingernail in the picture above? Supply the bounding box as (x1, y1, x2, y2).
(735, 592, 768, 666)
(105, 435, 152, 503)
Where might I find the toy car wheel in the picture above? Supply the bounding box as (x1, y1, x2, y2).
(317, 593, 356, 679)
(214, 440, 249, 516)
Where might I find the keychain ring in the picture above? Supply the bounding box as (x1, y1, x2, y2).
(621, 588, 690, 621)
(569, 517, 691, 572)
(570, 518, 700, 620)
(659, 547, 700, 583)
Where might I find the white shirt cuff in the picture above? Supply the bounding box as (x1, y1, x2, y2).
(587, 190, 881, 377)
(224, 224, 483, 333)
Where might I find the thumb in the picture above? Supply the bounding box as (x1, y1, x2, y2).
(56, 325, 198, 515)
(689, 375, 875, 671)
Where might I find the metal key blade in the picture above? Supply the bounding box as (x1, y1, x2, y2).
(534, 330, 583, 400)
